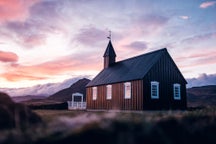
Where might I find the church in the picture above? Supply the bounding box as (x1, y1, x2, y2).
(86, 40, 187, 110)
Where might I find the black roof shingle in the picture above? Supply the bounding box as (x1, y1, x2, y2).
(87, 48, 167, 87)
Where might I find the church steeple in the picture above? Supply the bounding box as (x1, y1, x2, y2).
(103, 40, 116, 69)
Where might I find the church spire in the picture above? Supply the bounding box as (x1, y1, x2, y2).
(103, 40, 116, 69)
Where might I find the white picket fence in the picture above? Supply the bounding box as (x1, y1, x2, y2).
(67, 101, 86, 110)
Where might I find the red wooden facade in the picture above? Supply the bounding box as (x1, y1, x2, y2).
(87, 80, 144, 110)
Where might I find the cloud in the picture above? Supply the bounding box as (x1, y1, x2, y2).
(0, 51, 18, 63)
(187, 73, 216, 88)
(179, 16, 189, 20)
(1, 54, 100, 82)
(4, 21, 47, 48)
(1, 73, 46, 82)
(182, 32, 216, 44)
(138, 14, 169, 30)
(29, 0, 66, 24)
(75, 26, 107, 46)
(176, 50, 216, 60)
(125, 41, 148, 50)
(0, 0, 40, 22)
(177, 52, 216, 69)
(200, 1, 216, 9)
(0, 76, 85, 96)
(2, 0, 67, 49)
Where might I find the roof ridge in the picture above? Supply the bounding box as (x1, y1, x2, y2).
(115, 48, 167, 64)
(86, 48, 168, 87)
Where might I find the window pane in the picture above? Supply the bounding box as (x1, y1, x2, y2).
(173, 84, 181, 100)
(93, 87, 97, 100)
(151, 81, 159, 99)
(124, 82, 131, 99)
(106, 85, 112, 99)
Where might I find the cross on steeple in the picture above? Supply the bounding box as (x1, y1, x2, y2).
(103, 31, 116, 69)
(107, 30, 111, 40)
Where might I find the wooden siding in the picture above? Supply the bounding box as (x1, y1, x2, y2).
(143, 53, 187, 110)
(86, 80, 143, 110)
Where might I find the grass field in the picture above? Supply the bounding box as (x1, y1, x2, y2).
(1, 108, 216, 144)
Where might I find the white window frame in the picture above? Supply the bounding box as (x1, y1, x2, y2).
(151, 81, 159, 99)
(124, 82, 131, 99)
(106, 85, 112, 100)
(173, 84, 181, 100)
(92, 87, 97, 100)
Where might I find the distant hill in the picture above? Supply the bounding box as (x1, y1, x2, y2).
(187, 85, 216, 107)
(47, 78, 90, 102)
(12, 95, 46, 103)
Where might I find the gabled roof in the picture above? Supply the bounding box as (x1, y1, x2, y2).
(87, 48, 167, 87)
(103, 40, 116, 57)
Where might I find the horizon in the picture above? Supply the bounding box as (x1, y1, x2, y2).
(0, 0, 216, 88)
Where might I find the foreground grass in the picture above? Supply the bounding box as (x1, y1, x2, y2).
(1, 108, 216, 144)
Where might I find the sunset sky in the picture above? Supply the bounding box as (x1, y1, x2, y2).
(0, 0, 216, 88)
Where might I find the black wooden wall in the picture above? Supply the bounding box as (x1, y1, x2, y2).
(142, 52, 187, 110)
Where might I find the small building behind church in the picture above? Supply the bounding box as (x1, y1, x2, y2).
(86, 40, 187, 110)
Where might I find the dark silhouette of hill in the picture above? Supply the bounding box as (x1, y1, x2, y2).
(187, 85, 216, 107)
(47, 78, 90, 102)
(0, 92, 41, 130)
(12, 95, 46, 103)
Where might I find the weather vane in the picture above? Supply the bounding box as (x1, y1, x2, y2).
(107, 30, 111, 40)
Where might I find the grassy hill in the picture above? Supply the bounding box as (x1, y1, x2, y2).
(187, 85, 216, 107)
(47, 78, 90, 102)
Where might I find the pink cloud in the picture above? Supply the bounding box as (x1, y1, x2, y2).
(176, 50, 216, 60)
(1, 73, 47, 82)
(0, 50, 18, 62)
(75, 26, 107, 46)
(178, 55, 216, 69)
(124, 41, 148, 51)
(200, 1, 216, 8)
(22, 34, 46, 48)
(1, 54, 100, 82)
(0, 0, 40, 22)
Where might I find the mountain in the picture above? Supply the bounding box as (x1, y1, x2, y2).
(0, 76, 87, 97)
(47, 78, 90, 102)
(187, 85, 216, 107)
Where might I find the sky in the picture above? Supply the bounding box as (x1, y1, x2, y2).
(0, 0, 216, 88)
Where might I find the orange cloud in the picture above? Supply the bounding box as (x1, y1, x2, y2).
(0, 50, 18, 62)
(1, 73, 47, 82)
(0, 0, 40, 22)
(1, 54, 101, 81)
(200, 1, 216, 8)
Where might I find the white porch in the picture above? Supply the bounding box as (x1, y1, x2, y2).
(67, 92, 86, 110)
